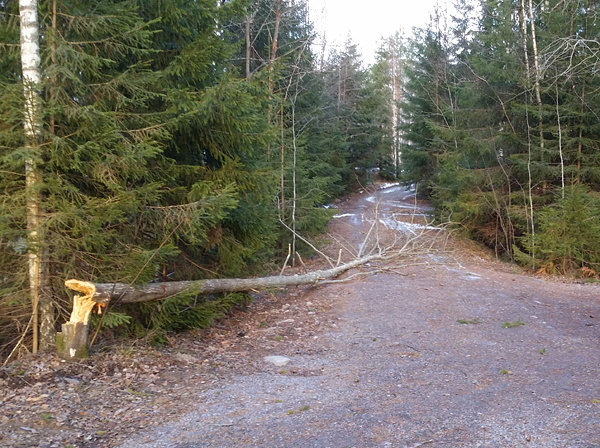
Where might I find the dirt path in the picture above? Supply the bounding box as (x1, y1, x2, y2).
(117, 185, 600, 448)
(1, 184, 599, 448)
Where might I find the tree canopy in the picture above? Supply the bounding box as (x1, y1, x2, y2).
(0, 0, 399, 358)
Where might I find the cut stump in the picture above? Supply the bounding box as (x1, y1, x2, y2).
(57, 280, 105, 360)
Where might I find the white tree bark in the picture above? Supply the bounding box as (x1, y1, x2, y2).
(19, 0, 45, 353)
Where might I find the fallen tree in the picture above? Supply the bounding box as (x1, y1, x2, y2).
(65, 253, 382, 305)
(58, 253, 385, 360)
(58, 197, 445, 361)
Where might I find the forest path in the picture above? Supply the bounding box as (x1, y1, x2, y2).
(119, 184, 600, 448)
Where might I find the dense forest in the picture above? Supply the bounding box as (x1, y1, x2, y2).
(1, 0, 599, 361)
(401, 0, 600, 273)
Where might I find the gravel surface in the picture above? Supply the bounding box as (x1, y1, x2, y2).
(120, 185, 600, 448)
(2, 184, 599, 448)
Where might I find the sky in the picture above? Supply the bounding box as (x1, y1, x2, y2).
(307, 0, 445, 66)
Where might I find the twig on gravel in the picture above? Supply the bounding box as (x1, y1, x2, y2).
(409, 440, 435, 448)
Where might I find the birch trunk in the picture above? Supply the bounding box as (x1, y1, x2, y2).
(19, 0, 47, 353)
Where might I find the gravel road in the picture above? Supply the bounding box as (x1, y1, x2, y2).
(118, 184, 600, 448)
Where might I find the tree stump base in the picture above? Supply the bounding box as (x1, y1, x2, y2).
(57, 322, 89, 359)
(58, 280, 104, 360)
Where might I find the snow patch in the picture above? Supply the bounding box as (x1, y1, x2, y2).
(333, 213, 356, 219)
(381, 186, 405, 195)
(464, 273, 482, 280)
(379, 218, 440, 235)
(264, 355, 291, 367)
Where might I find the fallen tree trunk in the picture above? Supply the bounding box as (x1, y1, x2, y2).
(59, 253, 384, 360)
(65, 253, 382, 305)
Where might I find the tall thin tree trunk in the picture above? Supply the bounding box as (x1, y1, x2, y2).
(576, 2, 588, 182)
(528, 0, 545, 192)
(520, 0, 535, 260)
(19, 0, 44, 354)
(271, 0, 281, 64)
(291, 85, 299, 266)
(244, 14, 251, 79)
(555, 84, 565, 199)
(36, 0, 59, 351)
(390, 45, 400, 176)
(577, 82, 585, 181)
(280, 101, 285, 214)
(266, 0, 282, 160)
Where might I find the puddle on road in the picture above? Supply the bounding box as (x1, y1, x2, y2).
(378, 182, 400, 190)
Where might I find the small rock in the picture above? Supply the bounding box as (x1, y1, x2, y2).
(264, 356, 291, 367)
(174, 353, 196, 364)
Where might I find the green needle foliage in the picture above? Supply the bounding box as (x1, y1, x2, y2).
(401, 0, 600, 274)
(1, 0, 396, 359)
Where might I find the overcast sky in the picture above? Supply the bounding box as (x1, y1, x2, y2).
(307, 0, 446, 66)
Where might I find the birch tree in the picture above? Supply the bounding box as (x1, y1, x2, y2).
(18, 0, 52, 353)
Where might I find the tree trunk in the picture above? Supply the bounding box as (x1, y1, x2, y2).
(60, 253, 384, 358)
(266, 0, 282, 160)
(271, 0, 282, 64)
(57, 280, 105, 360)
(519, 0, 536, 259)
(19, 0, 50, 353)
(528, 0, 545, 191)
(65, 254, 383, 306)
(245, 14, 251, 78)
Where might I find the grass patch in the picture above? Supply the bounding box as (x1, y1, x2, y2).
(501, 320, 525, 328)
(457, 318, 481, 325)
(287, 405, 310, 415)
(40, 413, 53, 423)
